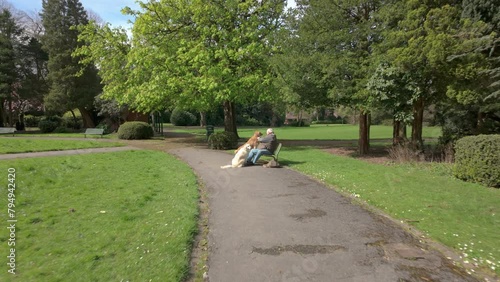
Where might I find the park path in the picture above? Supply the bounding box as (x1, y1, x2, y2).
(0, 146, 137, 160)
(169, 147, 479, 282)
(0, 136, 489, 281)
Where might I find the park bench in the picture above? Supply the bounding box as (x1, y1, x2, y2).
(271, 143, 282, 162)
(0, 127, 16, 136)
(84, 128, 104, 138)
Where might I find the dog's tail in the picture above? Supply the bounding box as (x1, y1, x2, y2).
(220, 165, 232, 169)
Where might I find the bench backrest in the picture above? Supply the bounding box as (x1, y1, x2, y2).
(273, 143, 282, 156)
(85, 128, 104, 134)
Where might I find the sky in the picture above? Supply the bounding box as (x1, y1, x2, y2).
(9, 0, 296, 31)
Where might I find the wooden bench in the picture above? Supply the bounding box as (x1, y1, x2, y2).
(84, 128, 104, 138)
(0, 127, 16, 136)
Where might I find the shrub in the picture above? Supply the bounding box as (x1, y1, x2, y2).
(208, 131, 238, 150)
(170, 107, 197, 126)
(25, 115, 42, 127)
(38, 116, 62, 133)
(53, 127, 71, 133)
(453, 135, 500, 188)
(117, 122, 154, 140)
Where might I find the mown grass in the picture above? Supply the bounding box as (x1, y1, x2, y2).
(0, 138, 124, 154)
(169, 124, 442, 140)
(278, 147, 500, 275)
(0, 150, 199, 281)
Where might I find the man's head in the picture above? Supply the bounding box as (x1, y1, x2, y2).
(266, 128, 274, 135)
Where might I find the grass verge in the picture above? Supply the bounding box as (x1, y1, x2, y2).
(0, 150, 199, 281)
(279, 147, 499, 276)
(0, 138, 124, 154)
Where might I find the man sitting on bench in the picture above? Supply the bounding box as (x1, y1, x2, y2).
(245, 128, 278, 166)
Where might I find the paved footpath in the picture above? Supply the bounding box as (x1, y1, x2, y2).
(170, 147, 480, 282)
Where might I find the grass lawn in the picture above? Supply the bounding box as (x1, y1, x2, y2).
(0, 138, 124, 154)
(168, 124, 442, 140)
(278, 147, 500, 276)
(0, 150, 199, 281)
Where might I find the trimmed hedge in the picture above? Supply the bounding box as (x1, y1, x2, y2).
(208, 131, 238, 150)
(117, 122, 154, 140)
(170, 107, 197, 126)
(453, 134, 500, 188)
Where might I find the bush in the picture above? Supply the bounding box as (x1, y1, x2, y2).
(208, 131, 238, 150)
(453, 135, 500, 188)
(38, 116, 62, 133)
(170, 107, 197, 126)
(25, 115, 42, 127)
(117, 122, 154, 140)
(53, 127, 71, 133)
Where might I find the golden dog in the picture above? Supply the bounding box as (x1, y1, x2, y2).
(221, 144, 252, 169)
(234, 131, 262, 153)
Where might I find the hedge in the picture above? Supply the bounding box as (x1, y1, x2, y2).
(208, 131, 238, 150)
(453, 134, 500, 188)
(117, 122, 154, 140)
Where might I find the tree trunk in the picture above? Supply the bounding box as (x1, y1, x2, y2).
(199, 111, 207, 127)
(393, 118, 401, 145)
(0, 99, 5, 126)
(270, 110, 278, 127)
(358, 111, 369, 155)
(411, 97, 424, 149)
(8, 98, 13, 126)
(79, 107, 95, 128)
(223, 100, 238, 138)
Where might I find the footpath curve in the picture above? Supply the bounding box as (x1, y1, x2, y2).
(169, 147, 479, 282)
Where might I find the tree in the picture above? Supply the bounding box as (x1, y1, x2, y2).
(84, 0, 285, 137)
(40, 0, 101, 127)
(293, 0, 385, 154)
(367, 63, 415, 144)
(0, 8, 22, 126)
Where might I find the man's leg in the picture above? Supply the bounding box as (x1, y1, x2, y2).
(251, 149, 272, 164)
(246, 149, 259, 164)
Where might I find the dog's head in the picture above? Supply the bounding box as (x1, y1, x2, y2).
(244, 144, 252, 151)
(253, 131, 263, 138)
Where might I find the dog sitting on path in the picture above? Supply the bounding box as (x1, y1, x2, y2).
(234, 131, 262, 153)
(221, 144, 252, 169)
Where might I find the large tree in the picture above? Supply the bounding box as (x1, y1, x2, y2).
(40, 0, 101, 127)
(293, 0, 384, 154)
(78, 0, 285, 137)
(0, 8, 22, 126)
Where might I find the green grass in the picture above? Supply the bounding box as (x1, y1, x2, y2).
(278, 147, 500, 275)
(169, 124, 442, 140)
(0, 150, 199, 281)
(0, 138, 124, 154)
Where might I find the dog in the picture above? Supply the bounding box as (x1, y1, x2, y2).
(234, 131, 262, 153)
(221, 144, 252, 169)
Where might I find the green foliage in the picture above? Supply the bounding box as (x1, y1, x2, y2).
(170, 108, 197, 126)
(117, 121, 154, 140)
(41, 0, 100, 126)
(53, 126, 72, 133)
(208, 131, 238, 150)
(453, 135, 500, 187)
(24, 115, 42, 127)
(38, 116, 62, 133)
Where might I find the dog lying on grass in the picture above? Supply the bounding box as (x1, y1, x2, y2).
(221, 144, 252, 169)
(234, 131, 262, 153)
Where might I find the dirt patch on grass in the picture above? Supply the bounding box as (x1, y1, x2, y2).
(323, 147, 392, 165)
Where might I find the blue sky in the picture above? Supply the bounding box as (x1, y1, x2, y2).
(10, 0, 296, 30)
